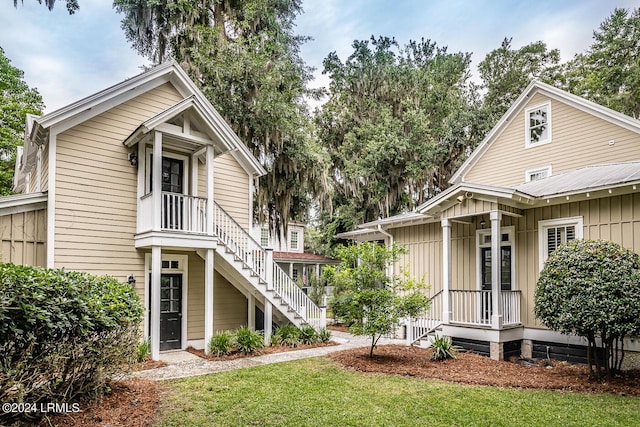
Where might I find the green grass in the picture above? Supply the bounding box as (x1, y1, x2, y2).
(157, 357, 640, 427)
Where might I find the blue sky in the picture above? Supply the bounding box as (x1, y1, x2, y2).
(1, 0, 638, 113)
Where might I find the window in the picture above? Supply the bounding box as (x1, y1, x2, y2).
(525, 165, 552, 182)
(538, 217, 583, 270)
(525, 102, 551, 148)
(292, 268, 299, 281)
(290, 231, 299, 250)
(260, 228, 269, 247)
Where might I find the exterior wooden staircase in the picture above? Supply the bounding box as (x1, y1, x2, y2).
(212, 202, 326, 332)
(407, 290, 444, 347)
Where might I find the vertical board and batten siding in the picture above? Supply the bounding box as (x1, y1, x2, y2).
(464, 93, 640, 187)
(392, 222, 442, 296)
(514, 194, 640, 328)
(187, 252, 248, 340)
(54, 83, 184, 290)
(0, 209, 46, 266)
(198, 152, 251, 230)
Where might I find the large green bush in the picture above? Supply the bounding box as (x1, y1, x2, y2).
(0, 263, 143, 423)
(535, 240, 640, 377)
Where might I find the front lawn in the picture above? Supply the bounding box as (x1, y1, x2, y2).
(158, 357, 640, 426)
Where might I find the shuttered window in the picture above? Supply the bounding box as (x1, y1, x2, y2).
(538, 217, 583, 270)
(546, 225, 576, 256)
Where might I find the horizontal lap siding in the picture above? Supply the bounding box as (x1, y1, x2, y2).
(515, 195, 640, 328)
(54, 83, 183, 289)
(188, 252, 248, 340)
(465, 93, 640, 186)
(0, 209, 47, 266)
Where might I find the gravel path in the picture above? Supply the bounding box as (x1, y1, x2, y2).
(132, 331, 406, 381)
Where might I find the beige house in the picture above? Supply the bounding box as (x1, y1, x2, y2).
(252, 221, 337, 289)
(339, 81, 640, 364)
(4, 62, 324, 360)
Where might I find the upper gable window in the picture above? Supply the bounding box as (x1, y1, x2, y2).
(525, 102, 552, 148)
(290, 231, 299, 250)
(525, 165, 552, 182)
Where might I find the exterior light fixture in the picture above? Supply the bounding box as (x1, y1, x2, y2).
(128, 152, 138, 166)
(480, 218, 486, 227)
(127, 274, 136, 285)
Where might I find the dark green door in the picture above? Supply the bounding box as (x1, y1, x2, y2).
(160, 274, 182, 351)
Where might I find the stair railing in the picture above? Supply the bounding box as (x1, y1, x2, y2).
(408, 290, 444, 345)
(213, 202, 324, 330)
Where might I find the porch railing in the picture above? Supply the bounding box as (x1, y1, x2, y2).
(449, 289, 521, 327)
(138, 192, 207, 234)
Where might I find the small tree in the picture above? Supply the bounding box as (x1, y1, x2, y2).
(326, 242, 430, 357)
(535, 240, 640, 377)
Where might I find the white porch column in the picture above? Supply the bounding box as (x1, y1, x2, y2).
(264, 300, 273, 346)
(289, 262, 294, 278)
(206, 145, 215, 236)
(316, 263, 321, 279)
(152, 132, 163, 230)
(204, 248, 215, 354)
(265, 248, 274, 290)
(150, 246, 161, 361)
(441, 218, 452, 324)
(490, 210, 503, 330)
(247, 294, 256, 330)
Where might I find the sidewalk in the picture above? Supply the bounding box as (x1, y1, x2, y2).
(132, 331, 406, 381)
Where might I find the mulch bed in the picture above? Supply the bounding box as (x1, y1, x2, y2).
(40, 378, 163, 427)
(328, 344, 640, 396)
(133, 359, 168, 371)
(186, 341, 338, 360)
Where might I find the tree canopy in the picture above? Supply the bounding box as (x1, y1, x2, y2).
(316, 36, 477, 235)
(0, 47, 44, 195)
(113, 0, 329, 235)
(13, 0, 79, 14)
(561, 8, 640, 118)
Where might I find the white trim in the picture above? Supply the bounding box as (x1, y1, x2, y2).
(537, 216, 584, 271)
(145, 146, 190, 195)
(525, 165, 552, 182)
(36, 148, 42, 191)
(46, 133, 56, 269)
(475, 225, 515, 291)
(145, 253, 189, 351)
(525, 101, 552, 148)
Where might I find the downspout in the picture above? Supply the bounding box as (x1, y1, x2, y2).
(377, 224, 395, 280)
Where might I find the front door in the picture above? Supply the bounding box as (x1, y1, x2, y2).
(159, 274, 182, 351)
(480, 246, 512, 321)
(150, 156, 185, 230)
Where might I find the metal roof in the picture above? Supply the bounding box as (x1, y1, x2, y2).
(514, 162, 640, 197)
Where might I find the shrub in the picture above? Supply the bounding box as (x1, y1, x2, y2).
(136, 338, 151, 363)
(429, 335, 459, 361)
(273, 324, 301, 347)
(299, 325, 319, 344)
(235, 326, 264, 354)
(208, 331, 234, 357)
(0, 263, 143, 424)
(327, 243, 430, 357)
(535, 240, 640, 377)
(317, 328, 332, 343)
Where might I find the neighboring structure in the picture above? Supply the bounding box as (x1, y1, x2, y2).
(252, 222, 337, 292)
(338, 81, 640, 365)
(4, 62, 324, 360)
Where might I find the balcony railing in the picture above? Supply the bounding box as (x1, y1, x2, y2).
(138, 192, 208, 234)
(449, 289, 521, 327)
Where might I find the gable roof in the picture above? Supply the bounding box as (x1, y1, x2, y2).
(450, 80, 640, 185)
(17, 61, 264, 189)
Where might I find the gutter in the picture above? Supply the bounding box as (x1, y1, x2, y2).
(377, 224, 395, 280)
